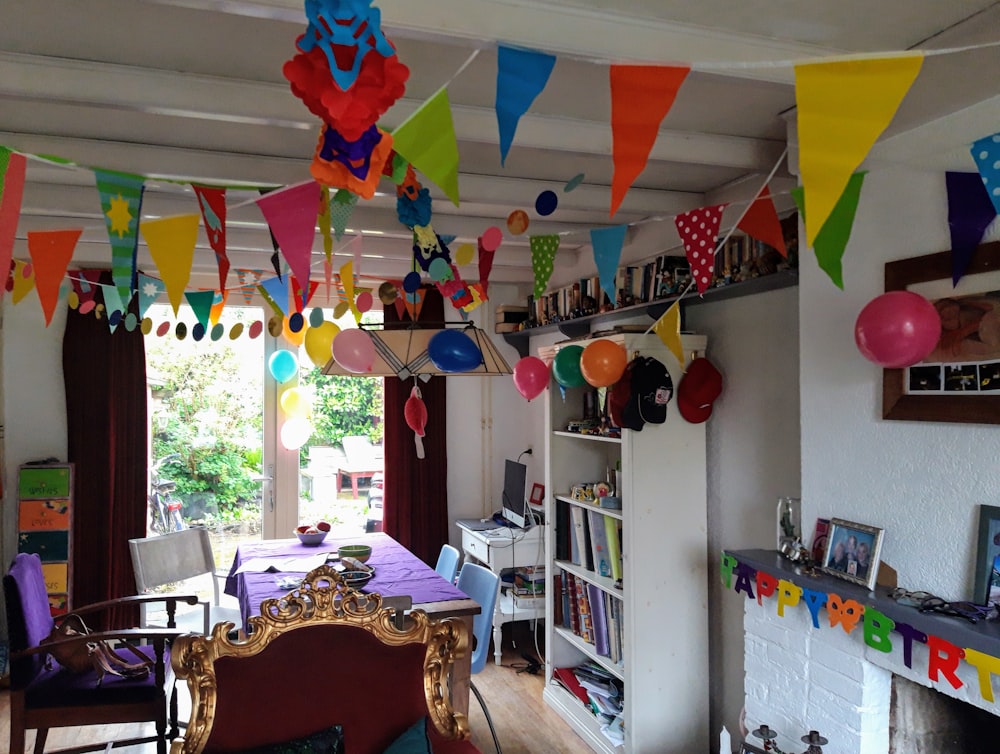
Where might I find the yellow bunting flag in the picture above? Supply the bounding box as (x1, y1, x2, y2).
(795, 54, 923, 246)
(392, 88, 461, 206)
(652, 300, 685, 367)
(28, 228, 82, 326)
(10, 259, 35, 304)
(338, 259, 361, 324)
(141, 214, 200, 315)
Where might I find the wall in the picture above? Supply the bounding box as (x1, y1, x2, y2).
(799, 164, 1000, 601)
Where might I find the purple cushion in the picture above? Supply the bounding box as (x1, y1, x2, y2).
(4, 552, 56, 685)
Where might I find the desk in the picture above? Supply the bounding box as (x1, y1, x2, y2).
(224, 532, 480, 714)
(457, 523, 546, 666)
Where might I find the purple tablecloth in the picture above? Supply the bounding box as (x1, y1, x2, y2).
(225, 532, 469, 628)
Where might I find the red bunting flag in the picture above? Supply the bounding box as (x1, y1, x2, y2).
(0, 148, 27, 303)
(193, 185, 230, 294)
(737, 185, 787, 258)
(674, 204, 727, 294)
(609, 65, 690, 218)
(28, 228, 82, 326)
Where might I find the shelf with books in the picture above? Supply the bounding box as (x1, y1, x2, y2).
(544, 680, 624, 754)
(552, 430, 622, 444)
(553, 626, 625, 681)
(553, 495, 624, 522)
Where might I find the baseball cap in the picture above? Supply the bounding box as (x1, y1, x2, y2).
(677, 357, 723, 423)
(622, 356, 673, 431)
(608, 358, 638, 430)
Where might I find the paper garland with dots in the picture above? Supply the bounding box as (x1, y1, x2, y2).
(674, 204, 727, 294)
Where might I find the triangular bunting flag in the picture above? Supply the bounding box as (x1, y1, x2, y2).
(652, 300, 685, 367)
(590, 225, 629, 305)
(256, 181, 321, 307)
(28, 228, 81, 326)
(737, 185, 787, 257)
(94, 168, 146, 301)
(0, 147, 27, 303)
(185, 290, 216, 331)
(477, 236, 495, 298)
(210, 290, 228, 326)
(290, 275, 320, 312)
(10, 259, 35, 304)
(791, 172, 867, 290)
(136, 273, 164, 318)
(69, 270, 102, 315)
(392, 88, 461, 206)
(946, 171, 998, 285)
(609, 65, 690, 217)
(260, 275, 290, 317)
(970, 133, 1000, 216)
(795, 54, 923, 247)
(258, 188, 284, 282)
(318, 186, 334, 261)
(675, 204, 727, 294)
(235, 268, 265, 305)
(101, 284, 127, 333)
(140, 213, 200, 315)
(495, 45, 557, 166)
(330, 189, 358, 241)
(193, 185, 230, 294)
(530, 234, 561, 299)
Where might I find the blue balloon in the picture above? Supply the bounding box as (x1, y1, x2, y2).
(269, 349, 299, 383)
(427, 330, 483, 373)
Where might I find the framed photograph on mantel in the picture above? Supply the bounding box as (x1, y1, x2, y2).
(883, 241, 1000, 424)
(819, 518, 884, 591)
(974, 504, 1000, 604)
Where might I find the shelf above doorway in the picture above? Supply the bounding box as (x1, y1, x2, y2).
(501, 269, 798, 357)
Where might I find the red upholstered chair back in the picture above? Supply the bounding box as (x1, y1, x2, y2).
(170, 565, 478, 754)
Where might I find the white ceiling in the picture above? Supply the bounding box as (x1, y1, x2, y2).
(3, 0, 1000, 292)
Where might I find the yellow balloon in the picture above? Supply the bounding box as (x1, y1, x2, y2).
(280, 387, 311, 418)
(304, 321, 342, 367)
(455, 243, 476, 266)
(282, 316, 306, 347)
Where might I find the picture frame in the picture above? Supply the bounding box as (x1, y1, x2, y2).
(819, 518, 885, 590)
(529, 483, 545, 506)
(883, 241, 1000, 424)
(973, 504, 1000, 604)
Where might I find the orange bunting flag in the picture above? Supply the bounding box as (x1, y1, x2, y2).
(209, 290, 229, 326)
(609, 65, 690, 217)
(652, 300, 685, 368)
(28, 228, 82, 326)
(795, 54, 923, 246)
(737, 185, 786, 257)
(675, 204, 727, 294)
(141, 214, 200, 316)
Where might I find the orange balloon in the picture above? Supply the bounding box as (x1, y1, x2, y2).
(282, 316, 306, 347)
(580, 340, 627, 387)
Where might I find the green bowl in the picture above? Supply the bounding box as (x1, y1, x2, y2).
(338, 544, 372, 563)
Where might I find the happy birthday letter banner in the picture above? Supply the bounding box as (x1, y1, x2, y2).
(722, 553, 1000, 703)
(795, 54, 923, 248)
(495, 45, 557, 166)
(94, 169, 146, 303)
(0, 147, 27, 303)
(609, 64, 690, 218)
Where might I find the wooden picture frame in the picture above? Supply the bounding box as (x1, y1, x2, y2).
(818, 518, 884, 591)
(884, 241, 1000, 423)
(529, 483, 545, 506)
(974, 504, 1000, 604)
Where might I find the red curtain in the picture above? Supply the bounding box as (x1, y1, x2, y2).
(62, 275, 147, 628)
(382, 288, 448, 566)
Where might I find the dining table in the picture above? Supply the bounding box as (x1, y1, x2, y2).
(223, 532, 481, 715)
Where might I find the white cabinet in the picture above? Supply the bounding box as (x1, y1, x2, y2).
(541, 333, 709, 754)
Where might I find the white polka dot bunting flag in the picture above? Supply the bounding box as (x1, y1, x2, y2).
(530, 234, 561, 299)
(971, 132, 1000, 215)
(674, 204, 727, 294)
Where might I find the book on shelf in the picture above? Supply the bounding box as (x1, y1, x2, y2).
(565, 571, 580, 634)
(604, 516, 623, 582)
(553, 666, 590, 705)
(512, 591, 545, 608)
(587, 509, 613, 578)
(606, 592, 623, 665)
(555, 501, 571, 561)
(553, 573, 564, 625)
(570, 505, 592, 570)
(574, 575, 594, 644)
(588, 583, 610, 657)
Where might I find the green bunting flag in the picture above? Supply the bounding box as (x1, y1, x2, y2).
(94, 169, 145, 302)
(791, 172, 866, 290)
(530, 234, 561, 299)
(392, 88, 461, 206)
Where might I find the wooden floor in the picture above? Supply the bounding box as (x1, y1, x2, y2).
(0, 621, 592, 754)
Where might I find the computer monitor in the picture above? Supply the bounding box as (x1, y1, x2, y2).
(501, 459, 530, 528)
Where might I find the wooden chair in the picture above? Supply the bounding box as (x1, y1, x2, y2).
(169, 564, 482, 754)
(3, 552, 184, 754)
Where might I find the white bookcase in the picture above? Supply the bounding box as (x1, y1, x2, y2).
(540, 333, 709, 754)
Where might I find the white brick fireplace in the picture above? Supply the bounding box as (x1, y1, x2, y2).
(731, 550, 1000, 753)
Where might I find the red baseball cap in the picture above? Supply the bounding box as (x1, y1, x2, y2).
(677, 357, 723, 423)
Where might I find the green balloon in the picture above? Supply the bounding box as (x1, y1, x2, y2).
(552, 345, 586, 388)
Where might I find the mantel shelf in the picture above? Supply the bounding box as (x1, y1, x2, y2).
(502, 269, 798, 357)
(727, 549, 1000, 660)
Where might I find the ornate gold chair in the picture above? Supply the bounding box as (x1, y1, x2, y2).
(169, 565, 482, 754)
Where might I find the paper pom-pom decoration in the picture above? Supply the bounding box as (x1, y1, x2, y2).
(311, 125, 394, 199)
(404, 385, 428, 459)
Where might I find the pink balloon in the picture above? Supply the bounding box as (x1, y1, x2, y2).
(332, 328, 376, 373)
(854, 291, 941, 368)
(356, 291, 373, 313)
(512, 356, 550, 401)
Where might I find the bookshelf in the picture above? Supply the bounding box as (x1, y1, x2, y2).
(542, 333, 709, 753)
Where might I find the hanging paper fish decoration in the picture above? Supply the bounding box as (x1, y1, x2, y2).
(404, 384, 428, 459)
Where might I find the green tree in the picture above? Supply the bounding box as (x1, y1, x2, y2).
(300, 368, 383, 455)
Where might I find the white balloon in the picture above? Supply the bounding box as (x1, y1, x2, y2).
(280, 417, 313, 450)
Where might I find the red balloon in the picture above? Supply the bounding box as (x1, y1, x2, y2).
(854, 291, 941, 368)
(513, 356, 550, 401)
(580, 340, 627, 387)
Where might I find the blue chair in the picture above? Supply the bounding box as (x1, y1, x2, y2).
(456, 562, 502, 753)
(435, 544, 461, 583)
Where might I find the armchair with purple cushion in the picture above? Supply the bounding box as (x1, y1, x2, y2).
(4, 552, 192, 754)
(169, 564, 483, 754)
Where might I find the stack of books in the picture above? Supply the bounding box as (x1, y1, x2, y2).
(554, 568, 624, 665)
(552, 662, 625, 745)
